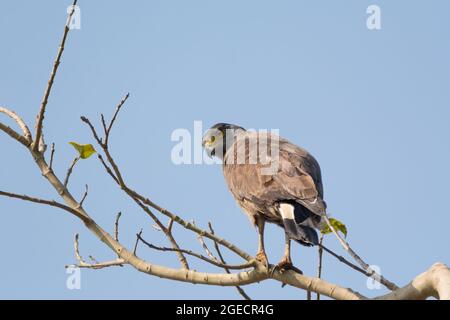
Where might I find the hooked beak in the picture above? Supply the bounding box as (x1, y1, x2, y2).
(204, 144, 215, 158)
(202, 138, 214, 158)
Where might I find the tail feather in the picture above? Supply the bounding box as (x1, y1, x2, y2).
(279, 202, 319, 246)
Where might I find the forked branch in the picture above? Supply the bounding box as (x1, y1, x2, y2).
(66, 233, 125, 269)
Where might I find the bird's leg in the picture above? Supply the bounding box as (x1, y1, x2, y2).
(278, 234, 293, 269)
(270, 234, 303, 276)
(255, 218, 269, 270)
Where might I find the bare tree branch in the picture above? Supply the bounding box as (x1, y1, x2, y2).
(0, 121, 31, 147)
(167, 217, 174, 234)
(0, 190, 81, 219)
(101, 114, 108, 139)
(195, 222, 219, 262)
(97, 154, 119, 184)
(0, 107, 32, 142)
(128, 191, 253, 261)
(138, 234, 256, 270)
(131, 196, 190, 270)
(66, 233, 125, 269)
(376, 263, 450, 300)
(82, 105, 191, 270)
(104, 93, 130, 146)
(33, 0, 78, 152)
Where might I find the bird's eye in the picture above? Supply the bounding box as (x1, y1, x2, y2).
(210, 136, 216, 143)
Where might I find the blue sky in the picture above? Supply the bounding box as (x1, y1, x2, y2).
(0, 0, 449, 299)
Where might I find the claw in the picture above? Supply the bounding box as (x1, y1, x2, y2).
(270, 258, 303, 277)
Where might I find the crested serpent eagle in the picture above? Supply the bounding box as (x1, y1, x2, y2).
(202, 123, 326, 270)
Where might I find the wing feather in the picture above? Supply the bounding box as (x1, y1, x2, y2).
(222, 132, 326, 218)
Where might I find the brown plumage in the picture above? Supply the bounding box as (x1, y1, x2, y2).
(202, 123, 326, 269)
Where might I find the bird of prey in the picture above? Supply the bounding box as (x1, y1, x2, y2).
(202, 123, 326, 270)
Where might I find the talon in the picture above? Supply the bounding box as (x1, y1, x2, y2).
(273, 258, 303, 275)
(277, 260, 293, 271)
(290, 265, 303, 275)
(269, 258, 290, 277)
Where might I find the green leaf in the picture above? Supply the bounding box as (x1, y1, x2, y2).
(321, 217, 348, 238)
(69, 142, 96, 159)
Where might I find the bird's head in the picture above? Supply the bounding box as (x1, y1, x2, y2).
(202, 123, 245, 160)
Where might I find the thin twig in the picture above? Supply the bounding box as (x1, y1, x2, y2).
(80, 184, 89, 206)
(97, 154, 119, 184)
(167, 217, 174, 234)
(101, 114, 108, 138)
(195, 221, 219, 262)
(317, 234, 324, 300)
(319, 244, 367, 275)
(114, 212, 122, 241)
(138, 234, 255, 270)
(132, 197, 190, 270)
(80, 116, 102, 146)
(113, 211, 122, 258)
(208, 223, 227, 263)
(323, 215, 399, 290)
(0, 107, 32, 142)
(125, 186, 252, 261)
(33, 0, 78, 152)
(0, 121, 31, 147)
(67, 233, 125, 269)
(0, 190, 79, 218)
(73, 234, 84, 262)
(105, 93, 130, 146)
(49, 143, 56, 170)
(134, 229, 143, 255)
(208, 222, 252, 300)
(64, 156, 80, 187)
